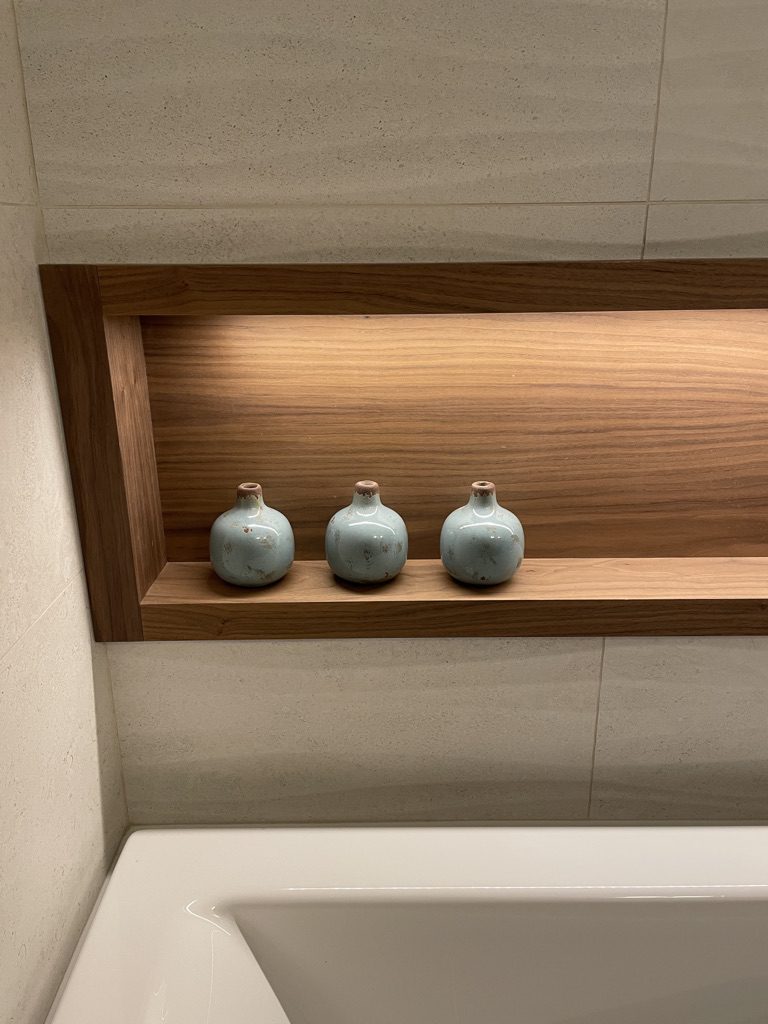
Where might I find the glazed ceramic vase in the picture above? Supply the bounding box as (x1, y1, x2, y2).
(326, 480, 408, 583)
(440, 481, 524, 585)
(210, 482, 294, 587)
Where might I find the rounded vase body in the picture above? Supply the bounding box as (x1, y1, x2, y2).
(440, 481, 524, 585)
(210, 483, 294, 587)
(326, 481, 408, 584)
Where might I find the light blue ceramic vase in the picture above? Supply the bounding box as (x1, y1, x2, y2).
(326, 480, 408, 584)
(440, 481, 524, 585)
(210, 482, 294, 587)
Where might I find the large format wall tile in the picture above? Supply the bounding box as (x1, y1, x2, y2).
(0, 575, 126, 1024)
(44, 203, 646, 262)
(108, 638, 603, 823)
(0, 0, 36, 202)
(651, 0, 768, 200)
(0, 205, 85, 659)
(592, 638, 768, 819)
(16, 0, 665, 206)
(645, 201, 768, 257)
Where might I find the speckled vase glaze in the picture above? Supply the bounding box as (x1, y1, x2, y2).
(440, 481, 524, 585)
(326, 481, 408, 584)
(210, 483, 294, 587)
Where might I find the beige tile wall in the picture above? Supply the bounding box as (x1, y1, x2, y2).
(592, 638, 768, 820)
(15, 0, 768, 262)
(651, 0, 768, 202)
(106, 635, 768, 824)
(0, 3, 127, 1023)
(5, 0, 768, 844)
(42, 203, 647, 263)
(15, 0, 665, 207)
(107, 638, 603, 823)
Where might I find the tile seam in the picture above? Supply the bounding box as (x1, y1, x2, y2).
(586, 637, 607, 819)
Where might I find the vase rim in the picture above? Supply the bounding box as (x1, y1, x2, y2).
(237, 482, 262, 498)
(355, 480, 380, 496)
(471, 480, 496, 497)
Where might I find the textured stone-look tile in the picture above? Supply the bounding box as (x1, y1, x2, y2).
(44, 203, 646, 263)
(17, 0, 664, 205)
(108, 637, 602, 823)
(0, 205, 84, 659)
(592, 638, 768, 819)
(645, 201, 768, 257)
(652, 0, 768, 200)
(0, 0, 36, 201)
(0, 577, 126, 1024)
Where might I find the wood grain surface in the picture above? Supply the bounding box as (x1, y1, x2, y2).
(142, 309, 768, 562)
(95, 260, 768, 316)
(141, 559, 768, 639)
(41, 267, 165, 640)
(104, 316, 166, 598)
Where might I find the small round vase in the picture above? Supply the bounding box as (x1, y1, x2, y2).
(326, 481, 408, 584)
(210, 483, 294, 587)
(440, 481, 524, 585)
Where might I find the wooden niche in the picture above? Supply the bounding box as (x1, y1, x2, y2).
(40, 261, 768, 641)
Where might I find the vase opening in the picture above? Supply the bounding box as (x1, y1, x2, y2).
(355, 480, 380, 496)
(237, 482, 262, 498)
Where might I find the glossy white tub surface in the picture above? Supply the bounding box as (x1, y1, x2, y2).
(49, 826, 768, 1024)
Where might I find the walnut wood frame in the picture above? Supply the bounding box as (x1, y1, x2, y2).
(40, 260, 768, 641)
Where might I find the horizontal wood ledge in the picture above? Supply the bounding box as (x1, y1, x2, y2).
(93, 260, 768, 315)
(140, 559, 768, 639)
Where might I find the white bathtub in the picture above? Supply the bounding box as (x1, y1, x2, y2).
(49, 827, 768, 1024)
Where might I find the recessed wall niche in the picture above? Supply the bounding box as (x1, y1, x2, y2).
(41, 261, 768, 640)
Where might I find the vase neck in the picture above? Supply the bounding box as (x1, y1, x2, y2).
(352, 490, 382, 512)
(469, 481, 498, 515)
(236, 493, 264, 510)
(352, 480, 381, 513)
(470, 492, 498, 514)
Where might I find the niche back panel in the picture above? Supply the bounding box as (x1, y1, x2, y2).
(143, 309, 768, 562)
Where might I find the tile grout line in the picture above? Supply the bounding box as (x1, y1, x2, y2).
(40, 200, 651, 212)
(585, 637, 607, 819)
(9, 0, 46, 210)
(647, 198, 768, 206)
(38, 198, 768, 214)
(0, 570, 84, 666)
(642, 0, 671, 258)
(641, 204, 651, 259)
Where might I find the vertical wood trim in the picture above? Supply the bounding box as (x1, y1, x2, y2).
(104, 316, 166, 598)
(103, 313, 166, 598)
(40, 265, 164, 640)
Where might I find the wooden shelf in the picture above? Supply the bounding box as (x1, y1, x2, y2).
(141, 559, 768, 639)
